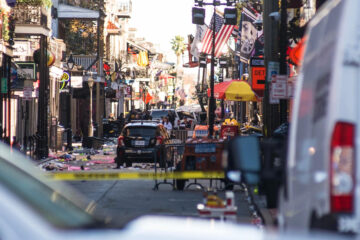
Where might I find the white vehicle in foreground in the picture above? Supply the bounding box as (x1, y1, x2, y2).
(229, 0, 360, 235)
(279, 0, 360, 233)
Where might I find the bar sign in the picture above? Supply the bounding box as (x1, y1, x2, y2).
(1, 77, 7, 93)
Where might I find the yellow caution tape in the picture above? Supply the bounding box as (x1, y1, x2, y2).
(48, 171, 225, 181)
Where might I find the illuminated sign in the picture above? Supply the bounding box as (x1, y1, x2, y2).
(250, 57, 265, 91)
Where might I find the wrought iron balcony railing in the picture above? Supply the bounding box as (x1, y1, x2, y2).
(14, 5, 48, 27)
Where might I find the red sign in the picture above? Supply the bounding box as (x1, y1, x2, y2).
(251, 66, 266, 90)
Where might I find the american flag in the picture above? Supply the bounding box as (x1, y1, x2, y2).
(201, 12, 235, 58)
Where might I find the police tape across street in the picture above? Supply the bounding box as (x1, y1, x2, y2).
(48, 171, 225, 181)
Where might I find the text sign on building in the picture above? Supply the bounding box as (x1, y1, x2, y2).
(23, 86, 32, 100)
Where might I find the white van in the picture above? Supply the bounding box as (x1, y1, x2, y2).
(277, 0, 360, 233)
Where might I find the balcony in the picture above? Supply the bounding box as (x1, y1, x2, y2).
(14, 4, 50, 36)
(117, 0, 132, 19)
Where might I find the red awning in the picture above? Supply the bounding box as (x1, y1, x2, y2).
(207, 81, 233, 99)
(159, 74, 175, 80)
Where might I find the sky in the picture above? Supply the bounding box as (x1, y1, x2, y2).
(129, 0, 197, 63)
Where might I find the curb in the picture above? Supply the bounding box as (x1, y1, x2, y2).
(249, 187, 277, 227)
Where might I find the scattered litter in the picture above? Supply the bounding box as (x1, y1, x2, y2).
(68, 166, 90, 171)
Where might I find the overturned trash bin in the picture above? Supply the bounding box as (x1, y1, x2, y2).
(82, 137, 104, 150)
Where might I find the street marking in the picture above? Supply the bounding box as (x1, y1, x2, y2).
(47, 171, 225, 181)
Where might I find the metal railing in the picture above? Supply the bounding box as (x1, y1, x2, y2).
(14, 5, 48, 27)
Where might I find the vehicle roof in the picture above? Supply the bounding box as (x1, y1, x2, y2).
(150, 109, 175, 111)
(125, 121, 161, 128)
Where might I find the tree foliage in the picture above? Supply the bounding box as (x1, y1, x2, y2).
(63, 19, 97, 55)
(171, 35, 186, 56)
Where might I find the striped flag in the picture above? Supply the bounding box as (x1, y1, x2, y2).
(201, 12, 235, 58)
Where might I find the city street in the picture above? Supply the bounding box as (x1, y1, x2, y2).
(45, 143, 260, 227)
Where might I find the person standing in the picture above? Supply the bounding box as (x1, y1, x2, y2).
(163, 117, 173, 134)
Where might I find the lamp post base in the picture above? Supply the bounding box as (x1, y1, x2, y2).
(66, 128, 73, 151)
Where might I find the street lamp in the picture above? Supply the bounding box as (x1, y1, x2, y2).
(66, 54, 74, 150)
(88, 74, 94, 137)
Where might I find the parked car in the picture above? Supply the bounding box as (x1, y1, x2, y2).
(116, 120, 172, 168)
(150, 109, 180, 129)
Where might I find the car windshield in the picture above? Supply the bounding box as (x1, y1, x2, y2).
(0, 148, 102, 229)
(150, 110, 169, 118)
(125, 127, 157, 137)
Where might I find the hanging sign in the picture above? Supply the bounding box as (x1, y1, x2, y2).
(23, 86, 32, 100)
(60, 71, 70, 90)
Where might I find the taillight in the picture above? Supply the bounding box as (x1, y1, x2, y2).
(330, 122, 355, 213)
(118, 136, 124, 146)
(156, 136, 163, 146)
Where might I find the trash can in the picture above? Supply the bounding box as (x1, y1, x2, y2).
(57, 125, 65, 151)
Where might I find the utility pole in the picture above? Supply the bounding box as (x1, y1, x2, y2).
(36, 35, 49, 159)
(96, 1, 105, 137)
(279, 0, 288, 124)
(263, 0, 280, 137)
(208, 4, 216, 138)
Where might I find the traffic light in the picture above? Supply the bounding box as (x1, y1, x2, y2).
(224, 8, 237, 25)
(192, 7, 205, 25)
(8, 12, 15, 46)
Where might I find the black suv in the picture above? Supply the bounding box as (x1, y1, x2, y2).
(116, 120, 171, 168)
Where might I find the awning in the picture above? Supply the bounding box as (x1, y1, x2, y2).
(127, 40, 148, 52)
(107, 21, 120, 34)
(207, 80, 258, 101)
(159, 73, 175, 80)
(58, 4, 100, 19)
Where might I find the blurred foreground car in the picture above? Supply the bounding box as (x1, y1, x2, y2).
(0, 142, 351, 240)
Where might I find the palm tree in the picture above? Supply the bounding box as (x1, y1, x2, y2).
(170, 35, 186, 67)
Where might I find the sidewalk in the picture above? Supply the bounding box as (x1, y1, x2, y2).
(248, 186, 277, 228)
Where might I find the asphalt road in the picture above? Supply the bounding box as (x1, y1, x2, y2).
(67, 172, 255, 227)
(49, 142, 258, 228)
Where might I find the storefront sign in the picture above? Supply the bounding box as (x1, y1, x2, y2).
(13, 41, 31, 59)
(16, 62, 36, 80)
(23, 86, 32, 100)
(60, 71, 70, 90)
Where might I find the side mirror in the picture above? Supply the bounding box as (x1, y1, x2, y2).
(226, 136, 261, 185)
